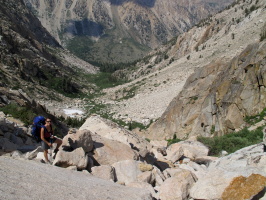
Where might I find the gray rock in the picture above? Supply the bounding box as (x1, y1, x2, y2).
(92, 134, 138, 166)
(17, 145, 39, 153)
(3, 132, 12, 140)
(112, 160, 143, 185)
(190, 143, 266, 200)
(0, 156, 153, 200)
(159, 169, 196, 200)
(61, 129, 94, 153)
(53, 147, 89, 170)
(91, 165, 116, 181)
(0, 138, 18, 152)
(10, 135, 24, 146)
(80, 115, 152, 158)
(25, 146, 43, 160)
(152, 166, 166, 186)
(11, 150, 23, 159)
(0, 129, 3, 136)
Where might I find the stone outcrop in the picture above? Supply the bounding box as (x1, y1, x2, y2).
(221, 174, 266, 200)
(54, 128, 139, 168)
(166, 141, 209, 162)
(91, 134, 138, 166)
(148, 41, 266, 140)
(0, 112, 39, 153)
(91, 165, 116, 182)
(190, 143, 266, 199)
(0, 156, 153, 200)
(53, 147, 89, 170)
(61, 129, 94, 153)
(159, 169, 196, 200)
(80, 115, 152, 158)
(112, 160, 145, 185)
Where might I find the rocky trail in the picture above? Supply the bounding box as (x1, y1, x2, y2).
(0, 156, 151, 200)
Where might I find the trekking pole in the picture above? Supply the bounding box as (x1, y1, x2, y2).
(49, 138, 53, 162)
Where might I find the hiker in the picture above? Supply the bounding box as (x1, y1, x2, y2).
(40, 118, 62, 163)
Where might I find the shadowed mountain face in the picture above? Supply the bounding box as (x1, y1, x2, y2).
(71, 19, 104, 37)
(134, 0, 155, 7)
(109, 0, 156, 7)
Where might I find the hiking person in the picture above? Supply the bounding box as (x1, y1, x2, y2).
(40, 118, 62, 163)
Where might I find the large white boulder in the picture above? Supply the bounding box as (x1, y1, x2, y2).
(92, 134, 138, 166)
(53, 147, 89, 170)
(166, 140, 209, 162)
(61, 129, 94, 153)
(159, 169, 196, 200)
(112, 160, 151, 185)
(91, 165, 116, 182)
(127, 181, 158, 199)
(190, 143, 266, 199)
(79, 115, 152, 157)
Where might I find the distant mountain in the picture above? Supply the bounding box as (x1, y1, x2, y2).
(23, 0, 234, 64)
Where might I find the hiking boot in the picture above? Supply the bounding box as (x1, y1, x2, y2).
(47, 160, 52, 165)
(40, 159, 52, 165)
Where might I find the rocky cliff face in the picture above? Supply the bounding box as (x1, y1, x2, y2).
(147, 41, 266, 140)
(0, 0, 97, 104)
(23, 0, 234, 63)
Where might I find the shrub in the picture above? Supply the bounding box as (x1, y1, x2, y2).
(197, 127, 263, 156)
(244, 108, 266, 125)
(167, 134, 182, 146)
(0, 103, 36, 126)
(211, 125, 215, 134)
(59, 116, 86, 128)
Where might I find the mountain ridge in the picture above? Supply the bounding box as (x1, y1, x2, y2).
(24, 0, 234, 64)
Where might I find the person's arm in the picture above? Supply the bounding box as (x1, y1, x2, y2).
(40, 127, 52, 146)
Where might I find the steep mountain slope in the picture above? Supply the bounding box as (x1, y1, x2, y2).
(0, 0, 98, 104)
(23, 0, 234, 64)
(98, 0, 266, 137)
(0, 0, 103, 136)
(148, 41, 266, 139)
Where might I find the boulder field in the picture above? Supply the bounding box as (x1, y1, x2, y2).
(0, 113, 266, 199)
